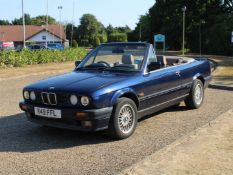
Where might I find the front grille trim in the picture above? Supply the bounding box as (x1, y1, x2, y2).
(41, 92, 57, 105)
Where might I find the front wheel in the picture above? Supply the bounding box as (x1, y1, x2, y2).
(108, 98, 138, 139)
(185, 79, 204, 109)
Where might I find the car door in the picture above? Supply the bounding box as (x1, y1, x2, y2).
(139, 48, 183, 110)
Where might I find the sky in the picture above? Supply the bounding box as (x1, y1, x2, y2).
(0, 0, 155, 29)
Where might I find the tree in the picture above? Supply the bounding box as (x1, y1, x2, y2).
(66, 23, 78, 44)
(12, 14, 31, 25)
(78, 14, 104, 46)
(11, 14, 57, 25)
(93, 37, 101, 47)
(131, 0, 233, 55)
(71, 40, 78, 48)
(128, 14, 151, 42)
(31, 15, 57, 25)
(106, 24, 115, 36)
(0, 20, 10, 25)
(108, 33, 127, 42)
(115, 25, 131, 33)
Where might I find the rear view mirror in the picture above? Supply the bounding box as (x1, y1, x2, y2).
(75, 61, 81, 67)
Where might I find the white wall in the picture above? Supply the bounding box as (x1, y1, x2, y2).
(27, 31, 62, 43)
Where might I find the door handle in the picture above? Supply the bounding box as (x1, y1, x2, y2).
(175, 71, 181, 76)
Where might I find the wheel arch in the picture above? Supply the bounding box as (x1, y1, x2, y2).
(110, 89, 139, 109)
(193, 73, 205, 85)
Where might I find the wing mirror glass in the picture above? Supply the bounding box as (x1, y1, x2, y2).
(75, 61, 81, 67)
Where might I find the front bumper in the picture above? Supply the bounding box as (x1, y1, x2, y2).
(19, 102, 113, 132)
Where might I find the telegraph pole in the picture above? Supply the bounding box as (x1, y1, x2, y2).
(22, 0, 26, 48)
(46, 0, 49, 47)
(71, 0, 75, 47)
(182, 6, 187, 56)
(58, 6, 63, 45)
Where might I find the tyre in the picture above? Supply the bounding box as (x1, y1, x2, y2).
(185, 79, 204, 109)
(108, 97, 138, 139)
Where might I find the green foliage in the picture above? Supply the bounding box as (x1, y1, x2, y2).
(78, 14, 104, 46)
(0, 20, 10, 25)
(108, 33, 128, 42)
(79, 39, 90, 47)
(0, 48, 87, 68)
(66, 23, 79, 45)
(106, 25, 131, 42)
(132, 0, 233, 55)
(106, 24, 115, 36)
(93, 37, 101, 47)
(128, 14, 151, 42)
(31, 15, 57, 25)
(11, 14, 57, 25)
(97, 34, 108, 43)
(71, 40, 78, 48)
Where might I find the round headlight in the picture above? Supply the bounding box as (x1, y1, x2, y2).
(23, 91, 30, 100)
(30, 91, 36, 101)
(81, 96, 90, 106)
(70, 95, 78, 105)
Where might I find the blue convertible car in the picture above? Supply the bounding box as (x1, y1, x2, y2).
(19, 42, 212, 139)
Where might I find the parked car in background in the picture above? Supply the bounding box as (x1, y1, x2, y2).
(0, 42, 15, 51)
(27, 43, 64, 51)
(27, 44, 47, 51)
(19, 42, 212, 139)
(46, 43, 64, 51)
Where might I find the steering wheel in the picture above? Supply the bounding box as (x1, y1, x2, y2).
(97, 61, 111, 67)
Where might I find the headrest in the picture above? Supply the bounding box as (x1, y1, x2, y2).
(157, 55, 167, 66)
(122, 54, 134, 64)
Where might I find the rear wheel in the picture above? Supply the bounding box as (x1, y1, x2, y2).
(185, 79, 204, 109)
(108, 98, 138, 139)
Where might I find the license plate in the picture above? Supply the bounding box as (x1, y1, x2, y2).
(34, 107, 61, 119)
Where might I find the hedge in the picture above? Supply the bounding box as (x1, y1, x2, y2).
(108, 33, 128, 42)
(0, 48, 87, 68)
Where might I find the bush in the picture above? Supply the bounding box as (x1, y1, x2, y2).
(71, 40, 78, 48)
(108, 33, 128, 42)
(97, 34, 108, 43)
(79, 39, 90, 47)
(93, 37, 101, 47)
(0, 48, 87, 68)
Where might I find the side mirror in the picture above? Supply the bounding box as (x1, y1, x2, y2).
(75, 60, 81, 67)
(147, 61, 162, 72)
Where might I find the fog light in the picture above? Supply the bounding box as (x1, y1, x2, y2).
(82, 121, 92, 128)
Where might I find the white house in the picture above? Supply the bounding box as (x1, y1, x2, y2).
(0, 25, 68, 48)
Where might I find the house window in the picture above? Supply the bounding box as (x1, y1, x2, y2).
(42, 36, 46, 40)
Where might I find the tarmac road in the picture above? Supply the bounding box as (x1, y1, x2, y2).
(0, 73, 233, 175)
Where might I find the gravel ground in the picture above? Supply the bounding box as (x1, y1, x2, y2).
(0, 73, 233, 175)
(121, 109, 233, 175)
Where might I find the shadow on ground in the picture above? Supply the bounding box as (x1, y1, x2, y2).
(0, 105, 189, 153)
(0, 113, 115, 153)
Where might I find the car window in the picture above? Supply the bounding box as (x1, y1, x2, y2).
(147, 46, 156, 65)
(33, 46, 39, 49)
(81, 44, 147, 71)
